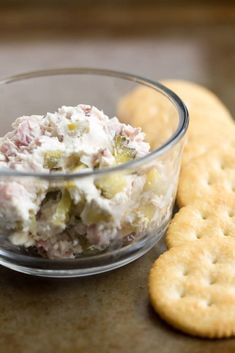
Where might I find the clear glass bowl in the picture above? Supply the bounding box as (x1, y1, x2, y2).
(0, 68, 188, 277)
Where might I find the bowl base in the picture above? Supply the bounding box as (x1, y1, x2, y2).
(0, 226, 167, 278)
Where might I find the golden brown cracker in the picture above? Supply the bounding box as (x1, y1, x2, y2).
(118, 86, 178, 149)
(162, 80, 235, 163)
(118, 80, 234, 164)
(149, 237, 235, 338)
(177, 145, 235, 207)
(182, 132, 235, 166)
(166, 198, 235, 248)
(161, 80, 233, 124)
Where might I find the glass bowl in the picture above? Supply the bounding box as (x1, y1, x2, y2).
(0, 68, 188, 277)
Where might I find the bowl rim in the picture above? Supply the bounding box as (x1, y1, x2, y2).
(0, 67, 189, 179)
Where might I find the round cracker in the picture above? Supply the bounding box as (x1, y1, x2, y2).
(166, 198, 235, 248)
(186, 110, 234, 141)
(118, 86, 178, 149)
(182, 132, 235, 166)
(162, 80, 235, 164)
(149, 237, 235, 338)
(118, 81, 234, 162)
(161, 80, 234, 124)
(177, 145, 235, 207)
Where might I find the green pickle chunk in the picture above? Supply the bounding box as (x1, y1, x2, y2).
(95, 173, 126, 199)
(144, 168, 165, 195)
(29, 211, 37, 236)
(113, 135, 136, 164)
(66, 154, 84, 170)
(44, 150, 63, 170)
(52, 189, 72, 226)
(84, 201, 112, 225)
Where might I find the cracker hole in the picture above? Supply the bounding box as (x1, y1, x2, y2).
(228, 210, 234, 218)
(182, 269, 188, 276)
(196, 233, 203, 239)
(176, 287, 186, 298)
(211, 257, 218, 264)
(201, 213, 207, 220)
(206, 300, 213, 307)
(208, 277, 216, 285)
(223, 230, 230, 237)
(228, 183, 235, 192)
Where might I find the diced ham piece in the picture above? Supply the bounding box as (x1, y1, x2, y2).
(12, 116, 43, 147)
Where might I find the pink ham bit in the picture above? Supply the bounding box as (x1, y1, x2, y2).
(37, 239, 49, 252)
(102, 148, 113, 158)
(86, 224, 116, 249)
(36, 238, 76, 259)
(92, 148, 114, 167)
(108, 119, 122, 135)
(80, 105, 92, 116)
(0, 116, 43, 157)
(121, 124, 140, 139)
(86, 225, 100, 246)
(0, 183, 12, 201)
(0, 182, 26, 201)
(0, 182, 20, 202)
(14, 117, 42, 147)
(0, 139, 18, 157)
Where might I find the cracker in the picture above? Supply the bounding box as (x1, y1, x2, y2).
(162, 80, 235, 163)
(149, 237, 235, 338)
(161, 80, 234, 124)
(185, 111, 234, 141)
(166, 198, 235, 248)
(118, 86, 178, 149)
(182, 133, 235, 166)
(177, 145, 235, 207)
(118, 80, 234, 163)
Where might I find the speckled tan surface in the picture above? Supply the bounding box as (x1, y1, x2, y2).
(1, 240, 235, 353)
(0, 3, 235, 352)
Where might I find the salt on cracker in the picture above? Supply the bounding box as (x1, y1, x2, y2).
(149, 237, 235, 338)
(118, 80, 235, 165)
(166, 198, 235, 248)
(177, 145, 235, 207)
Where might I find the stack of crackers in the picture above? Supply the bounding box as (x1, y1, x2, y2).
(119, 81, 235, 338)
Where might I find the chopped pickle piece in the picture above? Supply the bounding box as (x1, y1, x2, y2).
(144, 168, 163, 194)
(15, 220, 23, 232)
(121, 222, 136, 237)
(113, 135, 136, 164)
(29, 211, 37, 236)
(141, 204, 156, 220)
(44, 150, 63, 170)
(66, 154, 86, 171)
(135, 203, 156, 225)
(83, 202, 111, 225)
(66, 181, 76, 190)
(52, 189, 72, 226)
(95, 173, 126, 199)
(67, 122, 78, 131)
(73, 163, 87, 172)
(144, 168, 158, 190)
